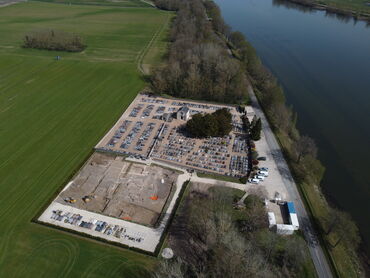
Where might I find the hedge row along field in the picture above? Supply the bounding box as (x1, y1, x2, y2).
(0, 1, 171, 277)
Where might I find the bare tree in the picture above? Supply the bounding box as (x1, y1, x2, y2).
(269, 102, 293, 133)
(295, 135, 318, 163)
(154, 258, 186, 278)
(320, 208, 360, 249)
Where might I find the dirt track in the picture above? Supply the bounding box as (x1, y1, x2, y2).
(0, 0, 25, 8)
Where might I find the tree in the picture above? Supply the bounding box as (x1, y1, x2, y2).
(185, 108, 232, 138)
(269, 102, 293, 134)
(295, 135, 318, 163)
(320, 208, 360, 249)
(239, 195, 268, 233)
(251, 150, 258, 160)
(250, 115, 257, 127)
(154, 258, 186, 278)
(250, 118, 262, 141)
(229, 31, 247, 48)
(241, 115, 250, 131)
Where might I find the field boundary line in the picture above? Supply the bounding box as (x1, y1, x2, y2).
(0, 0, 25, 8)
(139, 0, 155, 7)
(136, 12, 170, 75)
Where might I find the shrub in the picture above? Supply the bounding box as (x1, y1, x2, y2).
(251, 150, 259, 160)
(239, 176, 248, 184)
(252, 160, 259, 165)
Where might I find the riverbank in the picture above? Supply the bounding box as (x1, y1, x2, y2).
(214, 0, 370, 274)
(223, 25, 364, 278)
(281, 0, 370, 23)
(207, 0, 367, 277)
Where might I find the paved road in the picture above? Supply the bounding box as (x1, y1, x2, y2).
(248, 86, 333, 278)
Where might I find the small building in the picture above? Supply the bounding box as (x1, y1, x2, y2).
(176, 106, 190, 121)
(266, 201, 299, 235)
(276, 224, 296, 235)
(286, 202, 299, 230)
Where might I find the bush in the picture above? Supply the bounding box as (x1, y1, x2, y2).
(239, 176, 248, 184)
(23, 29, 86, 52)
(251, 150, 259, 160)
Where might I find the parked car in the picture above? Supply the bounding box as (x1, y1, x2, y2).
(258, 170, 269, 177)
(248, 178, 260, 184)
(257, 156, 267, 161)
(255, 175, 265, 181)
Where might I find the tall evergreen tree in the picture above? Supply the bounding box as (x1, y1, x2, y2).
(250, 118, 262, 141)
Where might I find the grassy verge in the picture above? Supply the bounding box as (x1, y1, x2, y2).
(140, 12, 173, 75)
(196, 172, 244, 184)
(282, 0, 370, 22)
(32, 0, 151, 7)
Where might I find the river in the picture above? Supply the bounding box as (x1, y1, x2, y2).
(214, 0, 370, 254)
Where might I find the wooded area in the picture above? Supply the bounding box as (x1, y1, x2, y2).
(151, 0, 249, 104)
(155, 186, 314, 277)
(23, 29, 86, 52)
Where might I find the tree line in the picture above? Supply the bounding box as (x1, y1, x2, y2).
(150, 0, 249, 104)
(23, 29, 86, 52)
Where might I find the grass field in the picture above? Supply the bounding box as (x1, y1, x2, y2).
(196, 172, 244, 184)
(318, 0, 370, 14)
(0, 1, 171, 277)
(33, 0, 151, 8)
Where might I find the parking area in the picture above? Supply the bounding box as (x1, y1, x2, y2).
(39, 201, 161, 252)
(96, 93, 251, 178)
(240, 109, 291, 200)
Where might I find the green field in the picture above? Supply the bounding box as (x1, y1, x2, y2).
(32, 0, 151, 8)
(0, 1, 170, 277)
(319, 0, 370, 14)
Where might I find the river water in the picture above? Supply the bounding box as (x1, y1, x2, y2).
(214, 0, 370, 253)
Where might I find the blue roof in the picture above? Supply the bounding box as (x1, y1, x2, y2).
(287, 202, 296, 214)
